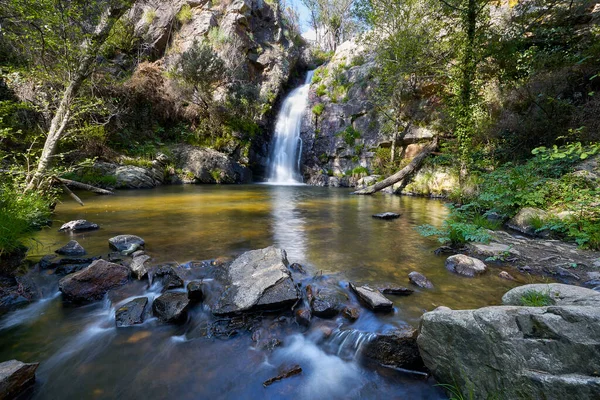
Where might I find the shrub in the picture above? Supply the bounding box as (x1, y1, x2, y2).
(316, 84, 327, 97)
(336, 125, 361, 145)
(312, 103, 324, 116)
(207, 27, 230, 49)
(520, 290, 553, 307)
(144, 9, 157, 25)
(176, 4, 193, 24)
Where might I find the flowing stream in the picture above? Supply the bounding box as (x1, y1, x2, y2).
(0, 185, 544, 399)
(267, 71, 314, 184)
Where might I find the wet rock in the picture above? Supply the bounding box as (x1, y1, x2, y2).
(309, 285, 347, 318)
(349, 283, 393, 312)
(378, 285, 414, 296)
(212, 247, 299, 315)
(129, 255, 151, 279)
(0, 359, 39, 399)
(58, 259, 130, 303)
(372, 212, 400, 220)
(408, 271, 433, 289)
(342, 307, 360, 321)
(151, 265, 184, 291)
(295, 308, 311, 326)
(55, 240, 86, 256)
(58, 219, 99, 232)
(152, 292, 190, 323)
(445, 254, 487, 277)
(108, 234, 145, 252)
(361, 327, 422, 370)
(131, 250, 145, 258)
(506, 207, 549, 236)
(187, 280, 204, 301)
(499, 271, 516, 281)
(289, 263, 306, 274)
(502, 283, 600, 307)
(418, 303, 600, 399)
(115, 297, 148, 327)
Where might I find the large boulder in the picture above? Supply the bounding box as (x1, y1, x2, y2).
(0, 360, 39, 400)
(360, 327, 422, 370)
(108, 235, 145, 253)
(115, 297, 148, 327)
(445, 254, 487, 277)
(502, 283, 600, 307)
(506, 207, 548, 236)
(58, 259, 130, 303)
(153, 292, 190, 323)
(418, 301, 600, 398)
(171, 144, 252, 184)
(212, 247, 299, 315)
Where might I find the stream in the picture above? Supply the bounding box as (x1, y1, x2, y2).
(0, 185, 535, 399)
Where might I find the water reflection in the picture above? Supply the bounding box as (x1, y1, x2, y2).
(270, 186, 308, 262)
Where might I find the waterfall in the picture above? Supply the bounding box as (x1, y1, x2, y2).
(267, 70, 315, 184)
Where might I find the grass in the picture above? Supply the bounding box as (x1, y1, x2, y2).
(520, 290, 553, 307)
(312, 103, 324, 116)
(176, 4, 193, 24)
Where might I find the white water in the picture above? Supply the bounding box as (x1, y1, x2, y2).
(267, 70, 315, 184)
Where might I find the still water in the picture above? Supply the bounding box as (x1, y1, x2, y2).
(1, 185, 531, 399)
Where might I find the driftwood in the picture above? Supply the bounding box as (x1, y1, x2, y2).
(263, 365, 302, 387)
(353, 136, 439, 195)
(60, 183, 84, 206)
(55, 177, 114, 195)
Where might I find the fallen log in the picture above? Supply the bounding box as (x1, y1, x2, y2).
(54, 177, 114, 195)
(353, 136, 439, 195)
(263, 365, 302, 387)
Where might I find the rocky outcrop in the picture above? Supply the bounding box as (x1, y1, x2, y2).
(212, 247, 299, 315)
(0, 360, 39, 400)
(445, 254, 487, 277)
(55, 240, 86, 256)
(153, 292, 190, 323)
(172, 144, 252, 184)
(417, 284, 600, 399)
(115, 297, 148, 327)
(108, 235, 145, 253)
(58, 220, 99, 232)
(58, 260, 130, 303)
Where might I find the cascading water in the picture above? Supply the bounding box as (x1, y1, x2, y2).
(267, 70, 315, 184)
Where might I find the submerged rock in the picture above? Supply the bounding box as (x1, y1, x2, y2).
(295, 308, 311, 326)
(502, 283, 600, 307)
(372, 212, 401, 220)
(308, 285, 347, 318)
(499, 271, 516, 281)
(0, 359, 39, 400)
(115, 297, 148, 327)
(55, 240, 86, 256)
(445, 254, 487, 277)
(129, 255, 151, 279)
(418, 303, 600, 399)
(361, 327, 422, 370)
(58, 259, 130, 303)
(153, 292, 190, 323)
(108, 235, 145, 252)
(342, 307, 360, 321)
(350, 283, 393, 312)
(212, 247, 299, 315)
(187, 280, 204, 302)
(58, 220, 99, 232)
(408, 271, 433, 289)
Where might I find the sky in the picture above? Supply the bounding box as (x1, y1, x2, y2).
(287, 0, 316, 39)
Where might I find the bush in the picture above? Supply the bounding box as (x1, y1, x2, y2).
(312, 103, 324, 116)
(176, 4, 193, 24)
(316, 84, 327, 97)
(336, 125, 361, 145)
(520, 290, 553, 307)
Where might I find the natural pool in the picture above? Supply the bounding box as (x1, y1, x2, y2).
(0, 185, 534, 399)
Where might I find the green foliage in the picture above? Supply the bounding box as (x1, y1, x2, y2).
(102, 18, 139, 58)
(312, 103, 325, 116)
(336, 125, 361, 145)
(316, 84, 327, 97)
(350, 55, 365, 67)
(144, 9, 157, 25)
(520, 290, 553, 307)
(351, 166, 369, 177)
(210, 169, 222, 183)
(176, 4, 193, 24)
(532, 142, 600, 161)
(418, 204, 493, 245)
(61, 168, 117, 187)
(207, 27, 230, 49)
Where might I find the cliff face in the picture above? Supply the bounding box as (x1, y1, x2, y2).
(298, 41, 436, 188)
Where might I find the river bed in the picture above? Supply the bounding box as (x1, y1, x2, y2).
(0, 185, 536, 399)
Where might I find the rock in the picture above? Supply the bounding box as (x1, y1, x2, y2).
(349, 283, 393, 312)
(372, 212, 400, 220)
(361, 327, 422, 370)
(433, 306, 452, 312)
(418, 305, 600, 399)
(342, 307, 360, 321)
(506, 207, 549, 236)
(58, 219, 99, 232)
(129, 255, 151, 279)
(187, 280, 204, 301)
(289, 263, 306, 274)
(408, 271, 433, 289)
(502, 283, 600, 307)
(310, 293, 344, 319)
(152, 292, 190, 323)
(108, 235, 145, 252)
(445, 254, 487, 277)
(295, 308, 311, 326)
(131, 250, 145, 258)
(467, 242, 520, 258)
(499, 271, 516, 281)
(114, 156, 167, 189)
(212, 247, 299, 315)
(58, 259, 130, 303)
(115, 297, 148, 327)
(151, 265, 184, 291)
(0, 360, 39, 400)
(378, 285, 414, 296)
(55, 240, 86, 256)
(171, 144, 252, 184)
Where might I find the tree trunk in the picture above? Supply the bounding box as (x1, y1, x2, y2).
(353, 136, 439, 195)
(390, 131, 397, 164)
(25, 2, 132, 191)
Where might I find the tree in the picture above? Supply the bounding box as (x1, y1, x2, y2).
(301, 0, 356, 51)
